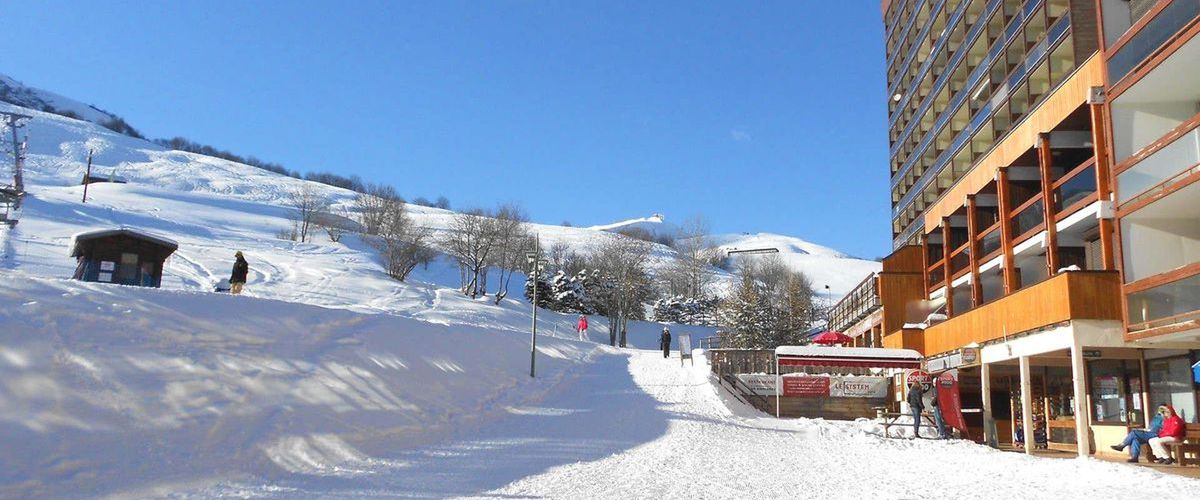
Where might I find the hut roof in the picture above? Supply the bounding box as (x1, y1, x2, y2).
(69, 227, 179, 257)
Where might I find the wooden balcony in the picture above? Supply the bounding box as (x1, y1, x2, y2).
(922, 271, 1123, 356)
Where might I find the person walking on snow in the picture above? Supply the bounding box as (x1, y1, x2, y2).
(1148, 404, 1186, 464)
(229, 251, 249, 295)
(907, 381, 925, 438)
(576, 315, 589, 341)
(659, 327, 672, 359)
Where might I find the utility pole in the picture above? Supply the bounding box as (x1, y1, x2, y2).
(2, 112, 32, 195)
(82, 149, 94, 203)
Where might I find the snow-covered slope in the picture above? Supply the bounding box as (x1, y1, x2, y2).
(588, 213, 676, 236)
(712, 232, 881, 297)
(0, 73, 121, 125)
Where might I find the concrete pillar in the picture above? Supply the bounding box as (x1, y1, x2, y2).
(981, 362, 995, 447)
(1070, 341, 1091, 458)
(1019, 356, 1035, 455)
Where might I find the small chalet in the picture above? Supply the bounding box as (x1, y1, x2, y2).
(70, 228, 178, 288)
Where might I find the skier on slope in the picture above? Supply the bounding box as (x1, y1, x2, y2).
(229, 251, 249, 295)
(576, 315, 589, 341)
(660, 327, 672, 359)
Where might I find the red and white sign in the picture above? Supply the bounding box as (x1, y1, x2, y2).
(961, 347, 979, 365)
(782, 376, 830, 397)
(936, 370, 969, 438)
(906, 369, 932, 386)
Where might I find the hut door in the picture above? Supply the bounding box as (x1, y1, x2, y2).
(117, 252, 139, 284)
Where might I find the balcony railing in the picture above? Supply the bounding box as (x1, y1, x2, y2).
(1107, 0, 1200, 86)
(922, 271, 1122, 355)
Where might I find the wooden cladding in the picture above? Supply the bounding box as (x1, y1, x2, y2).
(922, 271, 1123, 356)
(883, 328, 925, 353)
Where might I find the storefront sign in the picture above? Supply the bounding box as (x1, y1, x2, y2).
(746, 375, 889, 398)
(1083, 350, 1103, 359)
(906, 369, 932, 386)
(830, 376, 889, 398)
(936, 370, 968, 438)
(737, 374, 778, 396)
(782, 376, 830, 397)
(961, 347, 978, 365)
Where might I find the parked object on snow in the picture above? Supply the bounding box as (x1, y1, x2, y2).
(213, 278, 232, 293)
(69, 227, 178, 288)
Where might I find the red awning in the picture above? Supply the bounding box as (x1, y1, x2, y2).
(778, 357, 922, 369)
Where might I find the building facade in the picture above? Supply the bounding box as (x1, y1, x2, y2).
(877, 0, 1199, 459)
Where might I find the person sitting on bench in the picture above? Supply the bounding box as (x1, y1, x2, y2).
(1149, 405, 1187, 465)
(1111, 403, 1166, 463)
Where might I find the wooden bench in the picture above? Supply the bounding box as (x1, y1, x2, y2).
(880, 411, 939, 438)
(1168, 424, 1200, 467)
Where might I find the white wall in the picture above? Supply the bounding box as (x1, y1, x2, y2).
(1111, 101, 1200, 162)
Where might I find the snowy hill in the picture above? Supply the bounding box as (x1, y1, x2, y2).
(711, 232, 881, 297)
(0, 73, 121, 125)
(588, 213, 677, 237)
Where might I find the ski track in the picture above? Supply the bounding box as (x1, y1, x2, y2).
(189, 350, 1200, 500)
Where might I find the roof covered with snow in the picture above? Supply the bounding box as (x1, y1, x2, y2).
(774, 346, 922, 360)
(69, 227, 180, 256)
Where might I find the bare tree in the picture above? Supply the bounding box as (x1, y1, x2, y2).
(664, 215, 719, 298)
(287, 185, 332, 243)
(488, 203, 533, 304)
(354, 183, 403, 235)
(442, 208, 498, 298)
(591, 235, 654, 347)
(315, 207, 355, 242)
(368, 198, 435, 281)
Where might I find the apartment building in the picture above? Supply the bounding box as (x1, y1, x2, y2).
(876, 0, 1199, 458)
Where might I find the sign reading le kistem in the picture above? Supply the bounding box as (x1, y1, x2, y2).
(756, 375, 890, 398)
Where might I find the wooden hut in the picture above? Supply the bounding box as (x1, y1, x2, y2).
(70, 228, 178, 288)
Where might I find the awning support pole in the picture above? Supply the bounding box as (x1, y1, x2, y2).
(1019, 356, 1035, 456)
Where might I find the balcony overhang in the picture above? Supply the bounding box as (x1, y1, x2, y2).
(922, 271, 1123, 356)
(922, 55, 1106, 234)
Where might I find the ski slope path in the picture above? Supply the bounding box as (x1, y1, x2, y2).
(197, 351, 1200, 499)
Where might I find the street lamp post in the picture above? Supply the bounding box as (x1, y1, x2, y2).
(525, 234, 548, 378)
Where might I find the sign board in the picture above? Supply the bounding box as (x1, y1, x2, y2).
(961, 347, 979, 365)
(738, 374, 778, 396)
(936, 370, 969, 438)
(100, 261, 115, 271)
(98, 272, 113, 282)
(678, 334, 693, 366)
(906, 369, 932, 387)
(782, 376, 830, 397)
(830, 376, 889, 398)
(1083, 349, 1103, 359)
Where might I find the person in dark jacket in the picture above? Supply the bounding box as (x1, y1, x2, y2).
(929, 384, 947, 439)
(230, 251, 249, 295)
(907, 381, 925, 438)
(659, 327, 671, 359)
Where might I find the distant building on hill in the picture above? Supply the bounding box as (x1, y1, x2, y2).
(70, 228, 178, 288)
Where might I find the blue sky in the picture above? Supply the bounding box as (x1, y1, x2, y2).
(1, 1, 891, 258)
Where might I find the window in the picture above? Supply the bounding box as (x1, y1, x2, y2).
(1089, 360, 1140, 424)
(118, 252, 138, 282)
(1148, 355, 1199, 423)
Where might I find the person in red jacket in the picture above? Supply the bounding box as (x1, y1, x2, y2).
(1148, 404, 1187, 464)
(576, 315, 589, 341)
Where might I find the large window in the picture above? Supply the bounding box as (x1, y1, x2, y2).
(1127, 273, 1200, 328)
(1120, 180, 1200, 283)
(1089, 360, 1142, 424)
(1148, 354, 1199, 423)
